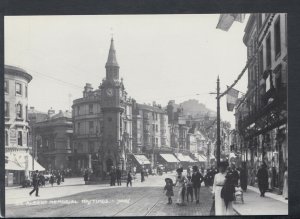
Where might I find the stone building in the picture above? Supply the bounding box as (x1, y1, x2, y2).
(236, 13, 287, 191)
(4, 65, 44, 186)
(31, 109, 73, 171)
(72, 38, 133, 176)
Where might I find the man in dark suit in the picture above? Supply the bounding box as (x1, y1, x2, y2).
(29, 170, 40, 197)
(191, 166, 204, 204)
(116, 166, 122, 186)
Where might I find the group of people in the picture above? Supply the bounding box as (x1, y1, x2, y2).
(163, 165, 205, 205)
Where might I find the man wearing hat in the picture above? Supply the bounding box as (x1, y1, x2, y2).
(191, 165, 204, 204)
(29, 170, 40, 197)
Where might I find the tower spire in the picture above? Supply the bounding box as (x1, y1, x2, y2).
(105, 38, 119, 68)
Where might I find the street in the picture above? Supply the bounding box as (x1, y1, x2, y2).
(6, 172, 219, 217)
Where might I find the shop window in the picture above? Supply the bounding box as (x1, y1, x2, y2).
(16, 103, 23, 119)
(274, 17, 281, 58)
(4, 80, 8, 93)
(16, 83, 22, 95)
(5, 102, 9, 117)
(18, 131, 22, 146)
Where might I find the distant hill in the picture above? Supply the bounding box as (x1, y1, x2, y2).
(167, 99, 216, 117)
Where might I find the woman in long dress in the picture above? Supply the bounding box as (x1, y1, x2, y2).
(174, 168, 187, 205)
(212, 161, 234, 215)
(282, 167, 288, 199)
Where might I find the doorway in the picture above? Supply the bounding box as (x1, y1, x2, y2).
(106, 158, 113, 172)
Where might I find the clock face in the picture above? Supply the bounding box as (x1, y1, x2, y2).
(106, 88, 113, 97)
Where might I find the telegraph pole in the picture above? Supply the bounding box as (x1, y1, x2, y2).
(216, 76, 221, 167)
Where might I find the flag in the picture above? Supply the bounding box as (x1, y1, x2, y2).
(216, 14, 246, 31)
(226, 86, 239, 111)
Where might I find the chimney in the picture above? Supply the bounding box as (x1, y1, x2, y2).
(48, 108, 55, 118)
(83, 83, 93, 97)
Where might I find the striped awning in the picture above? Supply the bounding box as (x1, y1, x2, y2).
(160, 154, 179, 163)
(133, 154, 151, 165)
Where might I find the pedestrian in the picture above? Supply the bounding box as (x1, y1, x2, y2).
(116, 166, 122, 186)
(230, 164, 239, 187)
(212, 161, 234, 215)
(141, 168, 145, 182)
(133, 166, 137, 176)
(110, 166, 116, 186)
(186, 176, 193, 202)
(187, 167, 191, 178)
(84, 169, 89, 183)
(191, 165, 204, 204)
(127, 170, 133, 187)
(282, 166, 288, 200)
(39, 173, 45, 187)
(49, 174, 55, 187)
(164, 178, 174, 204)
(61, 170, 65, 183)
(57, 172, 61, 185)
(220, 169, 236, 215)
(174, 167, 187, 206)
(239, 162, 248, 192)
(29, 170, 40, 197)
(256, 163, 268, 197)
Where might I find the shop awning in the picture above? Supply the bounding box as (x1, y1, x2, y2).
(5, 160, 24, 170)
(196, 154, 206, 162)
(175, 153, 196, 162)
(8, 153, 45, 171)
(133, 154, 151, 165)
(210, 155, 216, 160)
(160, 154, 179, 163)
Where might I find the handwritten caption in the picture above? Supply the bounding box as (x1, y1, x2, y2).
(19, 199, 130, 206)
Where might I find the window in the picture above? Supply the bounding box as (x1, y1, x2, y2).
(88, 141, 95, 153)
(18, 131, 22, 146)
(16, 103, 22, 119)
(26, 105, 28, 120)
(5, 102, 9, 117)
(266, 34, 271, 68)
(89, 104, 93, 114)
(274, 17, 281, 58)
(77, 106, 80, 115)
(4, 81, 8, 93)
(152, 124, 155, 132)
(25, 86, 28, 97)
(89, 121, 94, 133)
(155, 138, 158, 146)
(16, 83, 22, 95)
(77, 122, 81, 133)
(5, 130, 8, 146)
(156, 124, 158, 132)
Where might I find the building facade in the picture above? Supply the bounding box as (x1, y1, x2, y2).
(4, 65, 44, 185)
(236, 13, 287, 191)
(31, 109, 73, 171)
(72, 39, 133, 176)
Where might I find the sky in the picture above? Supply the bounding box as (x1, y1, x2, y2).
(5, 14, 249, 127)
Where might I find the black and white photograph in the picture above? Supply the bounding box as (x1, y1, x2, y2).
(4, 13, 288, 217)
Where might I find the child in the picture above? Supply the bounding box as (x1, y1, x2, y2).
(164, 178, 174, 204)
(186, 176, 193, 202)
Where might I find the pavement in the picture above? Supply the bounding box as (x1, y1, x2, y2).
(5, 173, 287, 217)
(232, 186, 288, 215)
(6, 172, 219, 217)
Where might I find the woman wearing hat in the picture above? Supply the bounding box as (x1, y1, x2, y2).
(212, 161, 234, 215)
(174, 167, 187, 206)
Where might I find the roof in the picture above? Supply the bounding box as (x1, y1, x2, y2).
(51, 110, 72, 119)
(105, 38, 119, 67)
(5, 65, 33, 82)
(137, 103, 166, 114)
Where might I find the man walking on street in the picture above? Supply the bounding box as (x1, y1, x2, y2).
(191, 166, 204, 204)
(116, 166, 122, 186)
(29, 170, 40, 197)
(257, 163, 268, 197)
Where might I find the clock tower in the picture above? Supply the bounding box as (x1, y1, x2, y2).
(100, 38, 126, 173)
